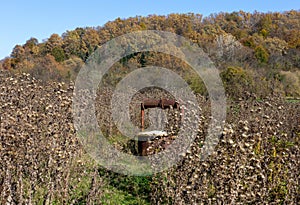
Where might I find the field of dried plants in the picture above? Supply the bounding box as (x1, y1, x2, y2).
(0, 70, 299, 204)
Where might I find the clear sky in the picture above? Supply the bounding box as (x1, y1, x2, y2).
(0, 0, 299, 60)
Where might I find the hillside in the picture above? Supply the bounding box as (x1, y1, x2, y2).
(1, 10, 300, 98)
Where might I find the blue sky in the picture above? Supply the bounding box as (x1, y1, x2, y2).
(0, 0, 299, 59)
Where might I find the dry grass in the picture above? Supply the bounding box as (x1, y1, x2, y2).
(0, 70, 299, 204)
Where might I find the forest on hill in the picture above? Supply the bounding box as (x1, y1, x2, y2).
(1, 10, 300, 98)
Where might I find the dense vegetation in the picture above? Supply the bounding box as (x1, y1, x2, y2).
(0, 10, 299, 204)
(1, 10, 300, 98)
(0, 71, 299, 204)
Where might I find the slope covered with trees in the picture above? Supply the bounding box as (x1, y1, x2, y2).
(1, 10, 300, 98)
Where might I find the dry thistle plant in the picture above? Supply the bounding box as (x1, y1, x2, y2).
(0, 71, 105, 204)
(0, 70, 299, 204)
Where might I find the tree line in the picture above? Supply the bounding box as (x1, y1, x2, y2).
(1, 10, 300, 98)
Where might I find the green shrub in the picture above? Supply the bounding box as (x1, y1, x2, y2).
(255, 45, 269, 64)
(220, 66, 254, 99)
